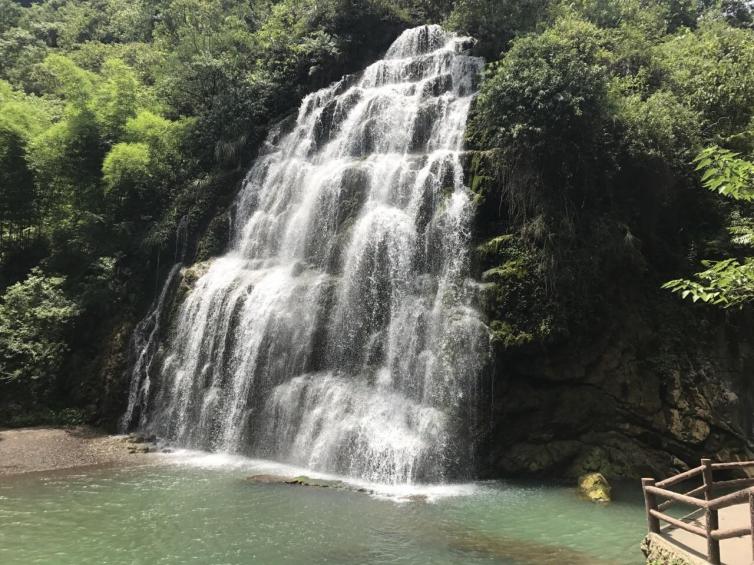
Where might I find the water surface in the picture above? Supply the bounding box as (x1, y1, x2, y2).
(0, 455, 647, 564)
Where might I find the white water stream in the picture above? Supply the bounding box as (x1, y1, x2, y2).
(123, 25, 490, 484)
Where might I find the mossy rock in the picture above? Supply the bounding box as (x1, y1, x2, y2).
(482, 259, 528, 282)
(489, 320, 534, 348)
(578, 472, 611, 503)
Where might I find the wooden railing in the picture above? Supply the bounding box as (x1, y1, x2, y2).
(642, 459, 754, 564)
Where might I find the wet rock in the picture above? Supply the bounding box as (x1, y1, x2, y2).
(285, 475, 345, 488)
(245, 474, 344, 489)
(578, 473, 611, 503)
(127, 443, 153, 454)
(246, 475, 428, 501)
(180, 261, 212, 288)
(246, 474, 291, 484)
(122, 433, 159, 454)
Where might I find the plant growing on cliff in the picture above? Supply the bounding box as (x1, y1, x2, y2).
(663, 146, 754, 307)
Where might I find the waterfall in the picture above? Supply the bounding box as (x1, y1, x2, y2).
(124, 25, 490, 484)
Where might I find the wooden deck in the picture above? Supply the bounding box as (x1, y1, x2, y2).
(641, 459, 754, 564)
(657, 504, 753, 564)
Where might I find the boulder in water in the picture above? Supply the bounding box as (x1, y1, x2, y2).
(578, 473, 611, 502)
(285, 475, 345, 488)
(245, 474, 344, 489)
(245, 474, 291, 484)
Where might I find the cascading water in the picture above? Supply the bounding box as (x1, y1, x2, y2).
(123, 25, 491, 484)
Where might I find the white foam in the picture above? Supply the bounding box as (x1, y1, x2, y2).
(163, 450, 479, 502)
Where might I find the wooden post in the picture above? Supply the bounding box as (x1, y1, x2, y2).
(702, 459, 721, 565)
(749, 489, 754, 562)
(702, 458, 714, 500)
(642, 478, 660, 534)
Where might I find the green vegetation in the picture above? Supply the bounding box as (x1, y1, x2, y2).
(1, 0, 753, 425)
(0, 0, 425, 422)
(467, 0, 754, 346)
(0, 269, 78, 387)
(663, 147, 754, 307)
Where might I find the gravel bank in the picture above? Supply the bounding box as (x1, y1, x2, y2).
(0, 426, 157, 476)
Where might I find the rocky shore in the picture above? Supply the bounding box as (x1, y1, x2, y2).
(0, 426, 160, 476)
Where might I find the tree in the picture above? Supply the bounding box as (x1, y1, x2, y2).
(467, 15, 611, 156)
(447, 0, 548, 58)
(657, 20, 754, 138)
(0, 81, 52, 250)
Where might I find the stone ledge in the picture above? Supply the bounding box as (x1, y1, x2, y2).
(641, 533, 705, 565)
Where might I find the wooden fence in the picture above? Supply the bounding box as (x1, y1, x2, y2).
(642, 459, 754, 564)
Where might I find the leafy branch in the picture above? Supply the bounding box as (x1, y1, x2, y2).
(693, 145, 754, 201)
(664, 146, 754, 308)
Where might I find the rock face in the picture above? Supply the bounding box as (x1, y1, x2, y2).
(466, 148, 754, 481)
(578, 473, 611, 502)
(476, 303, 754, 479)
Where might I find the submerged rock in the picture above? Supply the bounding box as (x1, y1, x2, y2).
(578, 473, 611, 503)
(245, 474, 291, 484)
(246, 474, 344, 489)
(285, 475, 345, 488)
(245, 474, 432, 502)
